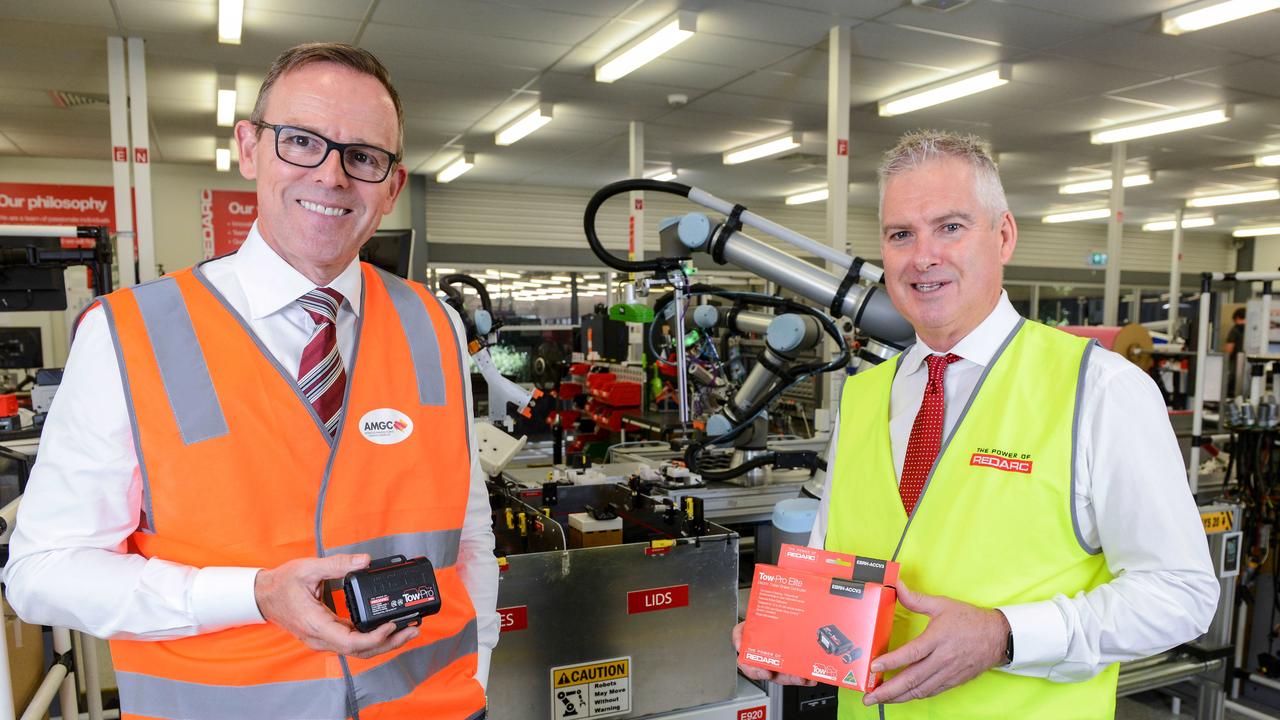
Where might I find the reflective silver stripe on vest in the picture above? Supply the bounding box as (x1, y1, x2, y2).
(99, 298, 156, 533)
(373, 268, 445, 406)
(116, 670, 349, 720)
(354, 618, 478, 710)
(328, 528, 462, 570)
(115, 619, 478, 719)
(132, 277, 230, 445)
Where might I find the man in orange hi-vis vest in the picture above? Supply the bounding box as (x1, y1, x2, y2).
(5, 43, 497, 719)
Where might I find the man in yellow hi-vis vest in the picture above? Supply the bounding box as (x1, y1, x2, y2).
(735, 130, 1218, 719)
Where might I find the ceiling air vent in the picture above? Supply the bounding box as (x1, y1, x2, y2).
(911, 0, 973, 10)
(48, 90, 108, 108)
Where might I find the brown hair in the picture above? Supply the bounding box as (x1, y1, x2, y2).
(250, 43, 404, 154)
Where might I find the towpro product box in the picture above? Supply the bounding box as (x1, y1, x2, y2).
(739, 543, 899, 693)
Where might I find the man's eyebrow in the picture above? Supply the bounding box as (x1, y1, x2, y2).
(930, 211, 975, 225)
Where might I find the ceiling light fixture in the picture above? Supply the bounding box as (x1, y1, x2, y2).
(218, 0, 244, 44)
(1042, 208, 1111, 224)
(596, 11, 697, 83)
(1186, 188, 1280, 207)
(215, 146, 231, 172)
(1162, 0, 1280, 34)
(1233, 225, 1280, 237)
(785, 188, 829, 205)
(1142, 216, 1215, 231)
(495, 103, 554, 146)
(878, 63, 1011, 117)
(216, 74, 236, 127)
(1091, 105, 1232, 144)
(1255, 153, 1280, 167)
(1059, 173, 1154, 195)
(723, 132, 802, 165)
(645, 167, 678, 182)
(436, 152, 475, 183)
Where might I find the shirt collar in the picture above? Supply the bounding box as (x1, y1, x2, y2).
(232, 221, 364, 320)
(899, 290, 1020, 376)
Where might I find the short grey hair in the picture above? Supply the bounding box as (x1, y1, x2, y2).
(877, 129, 1008, 224)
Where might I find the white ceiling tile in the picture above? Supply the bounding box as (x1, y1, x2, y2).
(374, 0, 605, 44)
(0, 0, 119, 28)
(876, 0, 1108, 52)
(996, 0, 1185, 26)
(361, 21, 571, 66)
(849, 21, 1010, 71)
(1051, 27, 1250, 76)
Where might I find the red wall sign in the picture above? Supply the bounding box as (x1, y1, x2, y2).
(201, 189, 258, 258)
(626, 584, 689, 614)
(0, 182, 116, 231)
(836, 139, 848, 156)
(498, 605, 528, 632)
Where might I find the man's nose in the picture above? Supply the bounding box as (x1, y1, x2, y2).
(313, 148, 349, 187)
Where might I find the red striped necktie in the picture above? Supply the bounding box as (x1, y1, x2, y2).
(899, 353, 962, 515)
(297, 287, 347, 437)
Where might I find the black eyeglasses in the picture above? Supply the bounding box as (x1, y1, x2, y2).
(254, 122, 400, 183)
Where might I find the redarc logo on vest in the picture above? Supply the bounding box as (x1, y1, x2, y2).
(358, 408, 414, 445)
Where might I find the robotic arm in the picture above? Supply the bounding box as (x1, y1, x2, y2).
(584, 180, 913, 481)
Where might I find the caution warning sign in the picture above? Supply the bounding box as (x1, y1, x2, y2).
(550, 656, 631, 720)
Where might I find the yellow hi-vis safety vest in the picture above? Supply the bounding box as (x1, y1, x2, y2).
(826, 318, 1118, 720)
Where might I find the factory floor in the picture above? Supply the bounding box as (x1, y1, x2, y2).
(1118, 691, 1274, 719)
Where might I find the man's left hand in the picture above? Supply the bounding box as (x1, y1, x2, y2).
(863, 581, 1009, 706)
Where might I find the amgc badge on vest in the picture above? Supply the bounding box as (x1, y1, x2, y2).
(359, 408, 414, 445)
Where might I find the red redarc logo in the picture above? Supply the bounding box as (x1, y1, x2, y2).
(969, 453, 1032, 474)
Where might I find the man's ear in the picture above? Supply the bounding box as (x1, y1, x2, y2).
(234, 120, 260, 181)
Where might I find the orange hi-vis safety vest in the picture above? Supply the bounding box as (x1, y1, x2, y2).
(96, 261, 486, 720)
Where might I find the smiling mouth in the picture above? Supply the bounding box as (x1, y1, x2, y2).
(298, 199, 351, 217)
(911, 281, 949, 293)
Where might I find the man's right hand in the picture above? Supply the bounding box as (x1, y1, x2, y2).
(732, 621, 816, 686)
(254, 554, 419, 660)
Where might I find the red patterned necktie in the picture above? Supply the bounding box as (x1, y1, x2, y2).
(899, 353, 962, 515)
(297, 287, 347, 437)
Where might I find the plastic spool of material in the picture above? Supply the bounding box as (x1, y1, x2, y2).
(1060, 323, 1154, 371)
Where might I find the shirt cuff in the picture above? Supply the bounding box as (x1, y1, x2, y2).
(190, 566, 266, 632)
(997, 600, 1068, 669)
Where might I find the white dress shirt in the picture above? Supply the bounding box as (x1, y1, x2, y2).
(4, 223, 501, 688)
(810, 291, 1219, 682)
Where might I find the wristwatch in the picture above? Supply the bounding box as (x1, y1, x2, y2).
(1004, 630, 1015, 665)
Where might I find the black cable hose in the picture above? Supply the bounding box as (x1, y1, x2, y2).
(439, 273, 493, 314)
(583, 179, 692, 274)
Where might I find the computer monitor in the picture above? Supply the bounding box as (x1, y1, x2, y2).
(359, 229, 413, 279)
(0, 235, 67, 311)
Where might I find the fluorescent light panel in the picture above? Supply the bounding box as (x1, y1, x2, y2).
(1142, 216, 1215, 231)
(1233, 225, 1280, 237)
(216, 74, 237, 127)
(785, 188, 828, 205)
(215, 147, 231, 172)
(1091, 106, 1231, 144)
(1162, 0, 1280, 34)
(436, 152, 475, 183)
(645, 167, 678, 182)
(1186, 188, 1280, 207)
(723, 132, 801, 165)
(1042, 208, 1110, 224)
(1059, 173, 1153, 195)
(1256, 153, 1280, 167)
(218, 0, 244, 44)
(495, 103, 553, 146)
(878, 63, 1011, 117)
(596, 11, 697, 83)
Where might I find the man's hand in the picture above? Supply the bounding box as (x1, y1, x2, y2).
(732, 621, 816, 687)
(863, 582, 1008, 706)
(254, 554, 420, 660)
